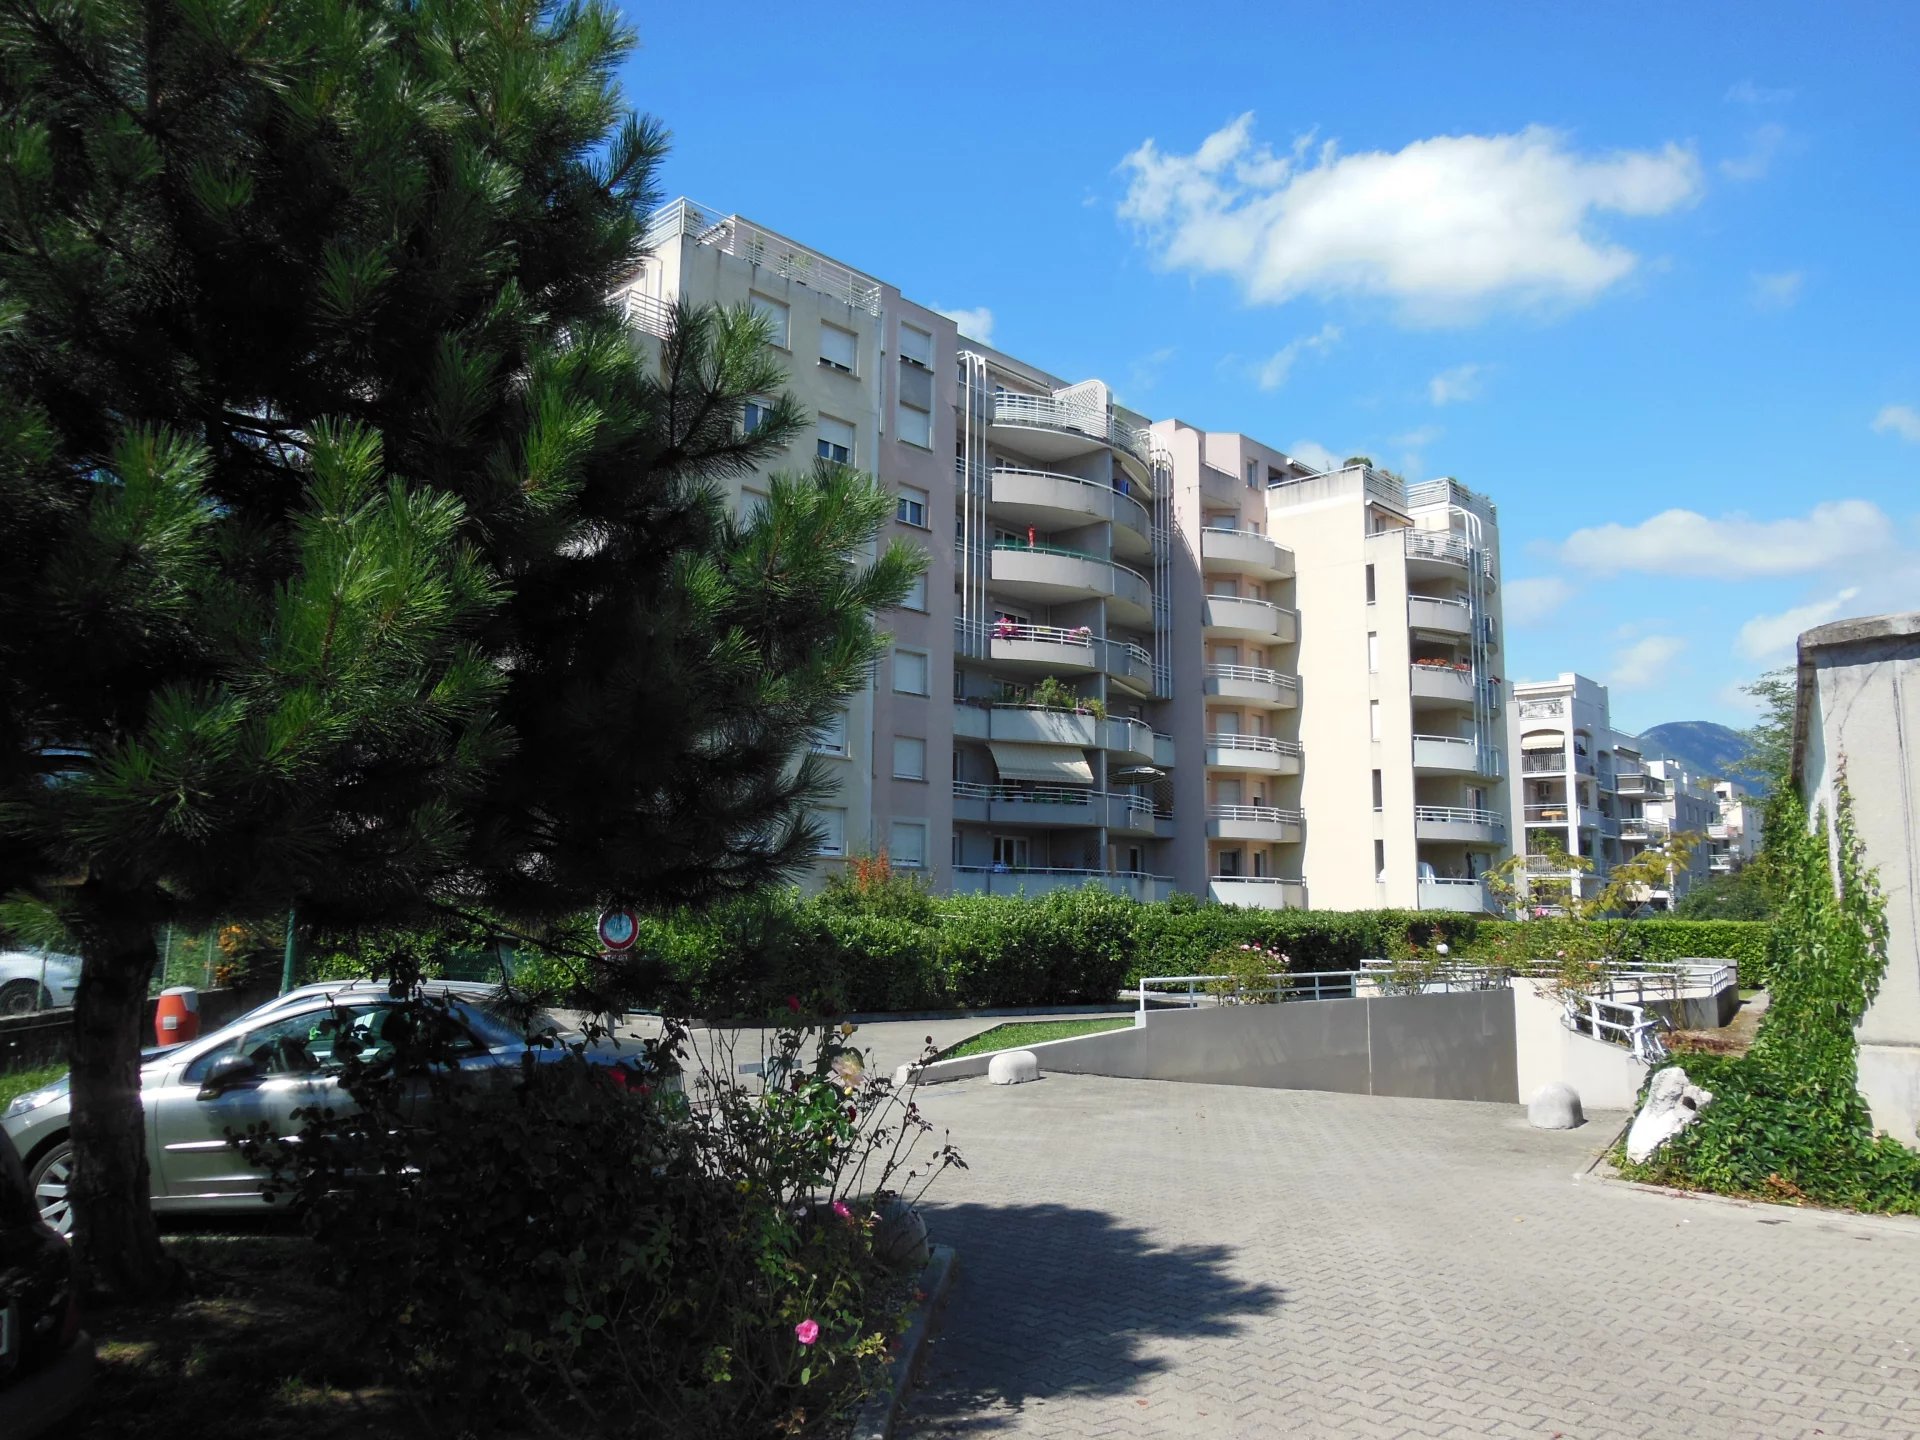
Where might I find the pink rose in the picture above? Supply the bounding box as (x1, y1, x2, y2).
(795, 1318, 820, 1346)
(831, 1201, 853, 1221)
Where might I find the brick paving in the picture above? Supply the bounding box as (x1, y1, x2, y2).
(898, 1074, 1920, 1439)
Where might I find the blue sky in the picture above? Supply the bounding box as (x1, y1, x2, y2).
(620, 2, 1919, 733)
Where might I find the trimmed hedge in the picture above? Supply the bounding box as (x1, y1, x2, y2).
(623, 887, 1772, 1018)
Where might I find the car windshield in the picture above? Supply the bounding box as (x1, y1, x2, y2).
(456, 1000, 566, 1049)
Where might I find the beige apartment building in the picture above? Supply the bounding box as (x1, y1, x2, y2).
(621, 198, 1512, 911)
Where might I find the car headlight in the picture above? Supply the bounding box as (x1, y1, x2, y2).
(5, 1084, 67, 1119)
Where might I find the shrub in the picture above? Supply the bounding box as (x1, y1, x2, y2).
(251, 1003, 962, 1435)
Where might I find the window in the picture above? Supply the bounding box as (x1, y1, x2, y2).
(743, 398, 775, 434)
(901, 571, 928, 611)
(1369, 700, 1382, 742)
(896, 486, 929, 528)
(992, 835, 1029, 870)
(749, 293, 789, 348)
(1367, 631, 1379, 673)
(1364, 563, 1377, 604)
(1374, 839, 1387, 883)
(816, 415, 854, 465)
(814, 808, 847, 857)
(1246, 459, 1259, 489)
(738, 487, 767, 522)
(810, 709, 848, 756)
(893, 647, 929, 695)
(890, 821, 927, 869)
(819, 322, 857, 373)
(1371, 769, 1384, 810)
(896, 398, 933, 448)
(892, 736, 927, 780)
(1218, 849, 1242, 877)
(899, 324, 933, 369)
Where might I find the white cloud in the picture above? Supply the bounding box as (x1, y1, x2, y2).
(935, 306, 994, 345)
(1503, 576, 1576, 628)
(1736, 588, 1862, 661)
(1721, 123, 1788, 181)
(1287, 439, 1343, 473)
(1726, 80, 1796, 105)
(1124, 345, 1176, 398)
(1749, 270, 1803, 310)
(1557, 499, 1894, 579)
(1118, 115, 1702, 324)
(1255, 323, 1340, 390)
(1872, 404, 1920, 443)
(1428, 363, 1486, 405)
(1714, 681, 1763, 719)
(1610, 634, 1688, 690)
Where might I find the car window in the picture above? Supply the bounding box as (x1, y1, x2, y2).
(182, 1006, 379, 1082)
(456, 1001, 565, 1049)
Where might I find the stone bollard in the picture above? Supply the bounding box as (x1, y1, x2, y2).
(987, 1049, 1040, 1085)
(1527, 1081, 1584, 1130)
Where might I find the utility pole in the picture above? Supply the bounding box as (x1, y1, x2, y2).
(280, 906, 297, 995)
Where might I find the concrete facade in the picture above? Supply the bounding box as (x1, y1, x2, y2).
(621, 198, 1512, 911)
(1793, 610, 1920, 1145)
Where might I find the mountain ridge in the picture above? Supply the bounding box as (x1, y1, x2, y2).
(1634, 719, 1754, 785)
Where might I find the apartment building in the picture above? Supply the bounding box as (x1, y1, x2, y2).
(621, 197, 1511, 910)
(1508, 672, 1720, 910)
(1707, 780, 1758, 875)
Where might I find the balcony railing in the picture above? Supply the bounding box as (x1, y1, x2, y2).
(622, 290, 674, 339)
(1402, 530, 1473, 566)
(1206, 734, 1304, 759)
(1207, 875, 1309, 909)
(1517, 697, 1567, 719)
(958, 620, 1152, 674)
(1411, 734, 1501, 776)
(1407, 595, 1473, 631)
(952, 866, 1173, 902)
(1413, 805, 1506, 841)
(1203, 594, 1300, 639)
(644, 199, 884, 313)
(1417, 877, 1493, 913)
(989, 391, 1151, 465)
(1205, 662, 1300, 692)
(990, 465, 1150, 536)
(1524, 804, 1573, 824)
(1521, 750, 1568, 773)
(1208, 804, 1305, 827)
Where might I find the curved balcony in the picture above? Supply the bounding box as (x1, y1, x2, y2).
(966, 620, 1096, 677)
(1203, 594, 1299, 643)
(1200, 526, 1294, 579)
(1204, 733, 1302, 776)
(1100, 715, 1157, 766)
(1204, 663, 1299, 710)
(990, 466, 1151, 556)
(986, 542, 1154, 626)
(1409, 662, 1477, 707)
(1106, 792, 1160, 836)
(1208, 876, 1307, 910)
(988, 391, 1152, 468)
(1413, 805, 1507, 844)
(1102, 636, 1155, 695)
(1412, 734, 1502, 778)
(1403, 528, 1473, 579)
(1207, 804, 1303, 844)
(1407, 595, 1472, 637)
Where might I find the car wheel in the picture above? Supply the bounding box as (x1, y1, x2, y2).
(28, 1140, 74, 1237)
(0, 978, 50, 1015)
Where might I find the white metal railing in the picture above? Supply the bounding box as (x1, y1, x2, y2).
(1406, 478, 1498, 518)
(1134, 966, 1503, 1018)
(953, 865, 1172, 892)
(1403, 530, 1473, 565)
(988, 392, 1151, 465)
(960, 619, 1153, 671)
(1521, 750, 1568, 773)
(952, 781, 1096, 809)
(1363, 468, 1408, 510)
(644, 199, 884, 313)
(991, 466, 1150, 532)
(1618, 818, 1670, 840)
(1420, 876, 1487, 892)
(1206, 662, 1300, 692)
(1208, 804, 1304, 826)
(1413, 805, 1506, 830)
(622, 290, 674, 339)
(1564, 994, 1670, 1064)
(1413, 733, 1477, 756)
(1206, 733, 1304, 758)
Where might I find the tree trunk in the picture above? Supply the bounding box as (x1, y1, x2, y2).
(69, 911, 180, 1300)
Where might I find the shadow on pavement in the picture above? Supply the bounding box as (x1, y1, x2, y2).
(903, 1201, 1282, 1434)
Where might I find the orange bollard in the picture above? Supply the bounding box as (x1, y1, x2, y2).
(155, 986, 201, 1046)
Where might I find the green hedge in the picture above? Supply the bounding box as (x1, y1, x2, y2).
(624, 888, 1771, 1018)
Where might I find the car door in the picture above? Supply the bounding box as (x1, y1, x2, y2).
(149, 1004, 372, 1206)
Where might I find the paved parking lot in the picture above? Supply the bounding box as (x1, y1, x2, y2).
(899, 1073, 1920, 1439)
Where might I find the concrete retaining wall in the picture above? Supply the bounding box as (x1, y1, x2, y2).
(937, 989, 1520, 1103)
(0, 986, 265, 1074)
(1511, 984, 1649, 1111)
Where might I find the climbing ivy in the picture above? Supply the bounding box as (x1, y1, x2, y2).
(1621, 773, 1920, 1213)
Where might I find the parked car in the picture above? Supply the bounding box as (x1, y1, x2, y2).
(0, 954, 81, 1017)
(0, 1128, 91, 1437)
(3, 981, 659, 1235)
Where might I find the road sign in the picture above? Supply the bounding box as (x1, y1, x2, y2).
(598, 907, 639, 952)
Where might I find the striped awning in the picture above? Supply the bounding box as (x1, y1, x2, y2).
(1520, 732, 1566, 750)
(988, 742, 1093, 785)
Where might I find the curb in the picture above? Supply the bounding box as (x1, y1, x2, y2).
(1576, 1133, 1920, 1239)
(850, 1244, 957, 1440)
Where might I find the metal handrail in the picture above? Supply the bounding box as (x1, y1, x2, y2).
(963, 619, 1153, 669)
(1134, 966, 1502, 1018)
(1206, 733, 1304, 757)
(991, 466, 1151, 532)
(644, 199, 884, 313)
(1207, 593, 1293, 615)
(988, 540, 1152, 593)
(1408, 594, 1472, 614)
(988, 392, 1151, 465)
(622, 291, 674, 339)
(1208, 804, 1304, 825)
(1413, 805, 1505, 827)
(1412, 733, 1477, 752)
(1403, 530, 1473, 564)
(1206, 662, 1299, 690)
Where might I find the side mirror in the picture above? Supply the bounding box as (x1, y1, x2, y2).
(197, 1053, 263, 1100)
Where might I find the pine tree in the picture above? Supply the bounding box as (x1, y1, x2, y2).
(0, 0, 917, 1297)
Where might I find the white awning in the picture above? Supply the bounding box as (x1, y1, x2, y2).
(988, 742, 1093, 785)
(1520, 732, 1567, 750)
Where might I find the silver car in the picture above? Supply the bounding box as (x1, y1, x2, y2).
(3, 981, 645, 1235)
(0, 953, 81, 1017)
